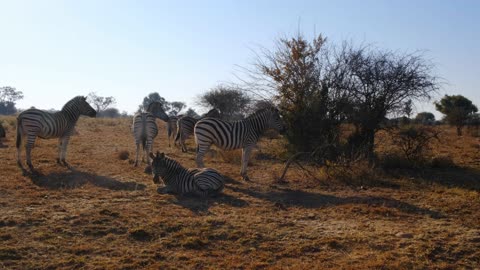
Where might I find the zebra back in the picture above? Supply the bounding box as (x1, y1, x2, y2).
(194, 107, 285, 150)
(17, 96, 96, 139)
(150, 152, 224, 195)
(132, 112, 158, 146)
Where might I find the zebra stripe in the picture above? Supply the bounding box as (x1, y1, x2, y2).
(16, 96, 96, 172)
(175, 109, 220, 152)
(132, 101, 169, 167)
(150, 152, 224, 197)
(194, 107, 285, 181)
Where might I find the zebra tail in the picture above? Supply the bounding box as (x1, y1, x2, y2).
(16, 117, 22, 149)
(141, 137, 147, 151)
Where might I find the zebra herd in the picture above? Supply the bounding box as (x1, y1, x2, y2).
(15, 95, 286, 197)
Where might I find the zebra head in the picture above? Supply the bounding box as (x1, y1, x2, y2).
(267, 107, 286, 133)
(78, 96, 97, 117)
(149, 151, 167, 184)
(147, 102, 169, 122)
(204, 108, 221, 118)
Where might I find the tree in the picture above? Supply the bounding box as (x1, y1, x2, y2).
(140, 92, 168, 112)
(166, 101, 186, 116)
(403, 99, 413, 118)
(338, 45, 439, 159)
(248, 34, 353, 153)
(185, 108, 200, 118)
(198, 85, 251, 120)
(435, 95, 478, 136)
(87, 92, 116, 113)
(98, 108, 121, 118)
(415, 112, 435, 125)
(0, 86, 24, 115)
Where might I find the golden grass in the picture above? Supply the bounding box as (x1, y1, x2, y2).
(0, 117, 479, 269)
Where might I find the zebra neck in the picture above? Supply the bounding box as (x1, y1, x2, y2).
(59, 106, 81, 123)
(161, 159, 187, 185)
(245, 113, 268, 135)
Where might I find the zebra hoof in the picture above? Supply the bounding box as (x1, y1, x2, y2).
(242, 175, 251, 181)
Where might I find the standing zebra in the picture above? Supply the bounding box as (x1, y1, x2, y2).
(149, 151, 224, 197)
(132, 101, 169, 167)
(16, 96, 96, 173)
(175, 108, 220, 152)
(194, 107, 285, 181)
(166, 115, 181, 147)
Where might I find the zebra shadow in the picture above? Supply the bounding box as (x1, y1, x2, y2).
(228, 186, 442, 218)
(167, 192, 249, 214)
(27, 169, 146, 191)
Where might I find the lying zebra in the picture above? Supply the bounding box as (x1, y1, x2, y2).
(150, 151, 224, 197)
(194, 107, 285, 181)
(16, 96, 96, 173)
(175, 108, 220, 152)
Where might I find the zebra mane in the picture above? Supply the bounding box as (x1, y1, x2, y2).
(146, 102, 169, 122)
(61, 96, 85, 111)
(245, 107, 276, 120)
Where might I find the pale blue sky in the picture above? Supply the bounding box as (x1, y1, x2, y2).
(1, 0, 479, 116)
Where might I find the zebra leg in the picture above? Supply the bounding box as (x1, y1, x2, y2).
(195, 143, 211, 168)
(144, 140, 153, 174)
(25, 135, 37, 172)
(56, 138, 63, 164)
(16, 137, 23, 169)
(181, 133, 187, 152)
(59, 136, 71, 166)
(134, 143, 140, 167)
(241, 146, 254, 181)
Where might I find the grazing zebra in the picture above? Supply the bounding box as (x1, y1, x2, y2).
(194, 107, 285, 181)
(149, 151, 224, 197)
(16, 96, 96, 172)
(175, 109, 220, 152)
(132, 101, 169, 167)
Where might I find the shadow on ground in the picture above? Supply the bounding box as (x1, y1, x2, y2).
(414, 168, 480, 191)
(159, 176, 248, 214)
(228, 185, 443, 218)
(168, 193, 249, 214)
(26, 169, 146, 191)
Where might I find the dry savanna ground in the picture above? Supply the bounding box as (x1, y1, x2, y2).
(0, 116, 479, 269)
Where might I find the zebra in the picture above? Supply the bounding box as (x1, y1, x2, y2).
(194, 107, 285, 181)
(166, 115, 181, 147)
(149, 151, 224, 197)
(175, 108, 220, 152)
(16, 96, 96, 173)
(132, 101, 169, 168)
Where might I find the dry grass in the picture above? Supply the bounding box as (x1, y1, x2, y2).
(0, 117, 479, 269)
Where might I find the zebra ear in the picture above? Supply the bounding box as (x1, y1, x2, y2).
(149, 152, 155, 159)
(159, 152, 165, 159)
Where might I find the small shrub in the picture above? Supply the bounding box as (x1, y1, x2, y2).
(390, 125, 440, 164)
(117, 150, 130, 160)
